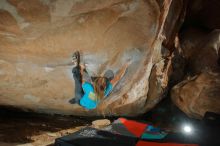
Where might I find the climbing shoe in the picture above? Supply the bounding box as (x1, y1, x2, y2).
(72, 51, 80, 66)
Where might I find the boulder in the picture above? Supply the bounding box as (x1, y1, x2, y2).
(0, 0, 184, 116)
(171, 72, 220, 119)
(171, 26, 220, 118)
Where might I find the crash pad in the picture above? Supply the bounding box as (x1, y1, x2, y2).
(117, 118, 148, 137)
(136, 141, 198, 146)
(55, 127, 137, 146)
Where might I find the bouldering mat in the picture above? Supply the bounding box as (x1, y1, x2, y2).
(55, 127, 137, 146)
(104, 118, 148, 138)
(136, 141, 198, 146)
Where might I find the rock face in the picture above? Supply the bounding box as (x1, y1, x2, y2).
(180, 28, 220, 75)
(1, 0, 219, 118)
(171, 72, 220, 119)
(171, 0, 220, 119)
(0, 0, 183, 116)
(171, 27, 220, 118)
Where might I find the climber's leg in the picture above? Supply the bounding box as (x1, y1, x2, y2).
(69, 51, 83, 104)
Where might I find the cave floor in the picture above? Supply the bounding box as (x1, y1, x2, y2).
(0, 107, 92, 146)
(0, 98, 220, 146)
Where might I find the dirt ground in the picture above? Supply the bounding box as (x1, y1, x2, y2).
(0, 107, 92, 146)
(1, 99, 220, 146)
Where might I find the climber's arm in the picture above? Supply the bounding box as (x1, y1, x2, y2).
(79, 64, 86, 84)
(80, 64, 92, 84)
(110, 61, 130, 87)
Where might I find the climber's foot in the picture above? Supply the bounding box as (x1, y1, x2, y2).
(69, 98, 80, 104)
(72, 51, 80, 66)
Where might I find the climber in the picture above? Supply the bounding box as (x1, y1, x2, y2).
(70, 51, 131, 110)
(69, 51, 83, 105)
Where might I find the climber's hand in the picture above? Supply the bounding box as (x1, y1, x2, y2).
(126, 59, 132, 66)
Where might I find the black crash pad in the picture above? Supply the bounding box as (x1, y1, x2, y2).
(55, 127, 137, 146)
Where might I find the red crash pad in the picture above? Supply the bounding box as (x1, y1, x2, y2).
(119, 118, 148, 137)
(136, 141, 198, 146)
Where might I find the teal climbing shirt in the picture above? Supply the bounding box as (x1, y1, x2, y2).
(79, 82, 113, 110)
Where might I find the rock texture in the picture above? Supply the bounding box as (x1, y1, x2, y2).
(171, 72, 220, 119)
(180, 28, 220, 74)
(1, 0, 219, 118)
(0, 0, 184, 116)
(171, 27, 220, 118)
(171, 0, 220, 119)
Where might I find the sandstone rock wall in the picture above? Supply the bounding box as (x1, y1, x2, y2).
(171, 28, 220, 118)
(171, 72, 220, 119)
(2, 0, 218, 119)
(0, 0, 183, 116)
(171, 1, 220, 119)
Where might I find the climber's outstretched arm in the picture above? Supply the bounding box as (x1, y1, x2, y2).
(110, 61, 131, 87)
